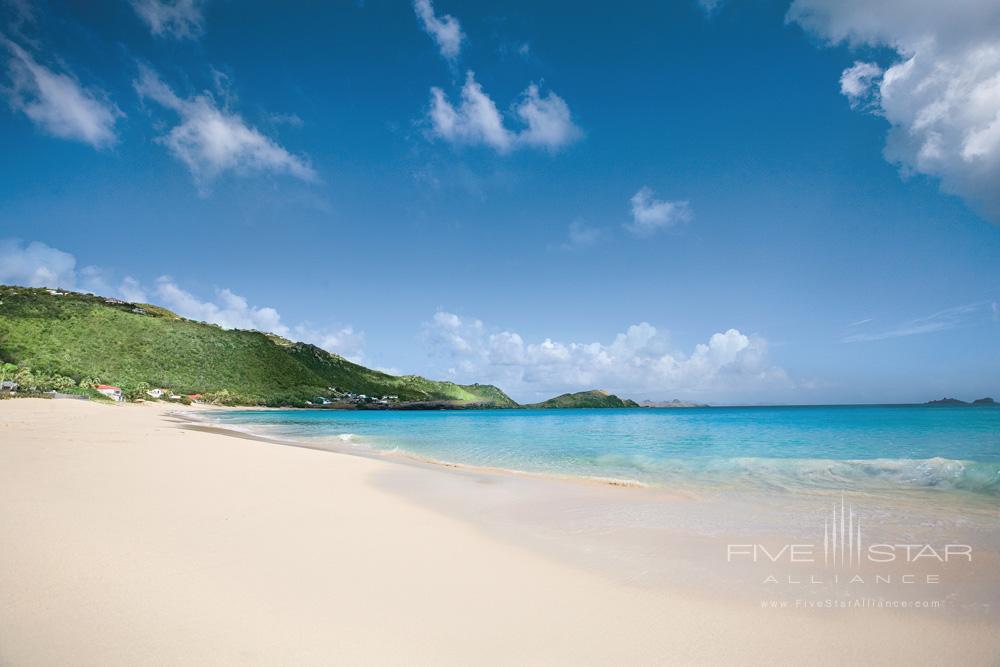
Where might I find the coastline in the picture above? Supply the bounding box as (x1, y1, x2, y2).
(190, 407, 1000, 508)
(174, 409, 661, 490)
(2, 399, 998, 665)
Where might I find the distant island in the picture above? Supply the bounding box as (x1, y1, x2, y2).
(923, 397, 997, 406)
(638, 399, 709, 408)
(527, 390, 639, 409)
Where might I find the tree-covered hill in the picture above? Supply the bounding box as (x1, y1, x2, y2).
(0, 285, 517, 407)
(528, 389, 639, 409)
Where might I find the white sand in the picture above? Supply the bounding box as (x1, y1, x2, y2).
(1, 399, 996, 665)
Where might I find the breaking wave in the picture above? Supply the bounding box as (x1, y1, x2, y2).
(594, 455, 1000, 497)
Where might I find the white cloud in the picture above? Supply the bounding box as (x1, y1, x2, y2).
(413, 0, 463, 61)
(134, 65, 316, 190)
(429, 72, 512, 151)
(117, 276, 148, 303)
(513, 84, 581, 150)
(130, 0, 205, 40)
(293, 324, 366, 363)
(154, 278, 286, 333)
(842, 302, 992, 342)
(152, 278, 365, 360)
(626, 186, 693, 236)
(839, 61, 882, 109)
(788, 0, 1000, 224)
(1, 38, 121, 148)
(562, 220, 601, 249)
(422, 311, 789, 402)
(77, 265, 111, 294)
(0, 239, 77, 288)
(428, 71, 580, 153)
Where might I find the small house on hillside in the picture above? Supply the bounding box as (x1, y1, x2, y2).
(96, 385, 123, 401)
(188, 394, 204, 403)
(146, 388, 166, 398)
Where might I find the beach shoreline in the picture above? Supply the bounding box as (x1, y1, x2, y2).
(2, 398, 998, 665)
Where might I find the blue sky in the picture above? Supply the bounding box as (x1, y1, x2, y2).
(1, 0, 999, 404)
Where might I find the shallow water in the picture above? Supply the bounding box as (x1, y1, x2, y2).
(205, 405, 1000, 499)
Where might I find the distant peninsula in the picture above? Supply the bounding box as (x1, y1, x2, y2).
(527, 390, 639, 409)
(923, 397, 997, 406)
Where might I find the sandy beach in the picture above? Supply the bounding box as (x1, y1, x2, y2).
(1, 399, 997, 666)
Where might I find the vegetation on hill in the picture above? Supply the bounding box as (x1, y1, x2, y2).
(528, 389, 639, 409)
(0, 286, 517, 407)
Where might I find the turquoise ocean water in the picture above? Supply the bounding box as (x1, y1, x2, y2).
(205, 406, 1000, 498)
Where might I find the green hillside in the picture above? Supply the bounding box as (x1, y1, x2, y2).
(529, 389, 639, 409)
(0, 285, 517, 407)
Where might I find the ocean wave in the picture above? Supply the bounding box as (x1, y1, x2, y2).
(618, 456, 1000, 497)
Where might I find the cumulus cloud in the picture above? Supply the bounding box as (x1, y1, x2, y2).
(513, 83, 581, 150)
(422, 311, 789, 402)
(154, 278, 286, 334)
(292, 324, 366, 363)
(151, 278, 365, 361)
(134, 65, 316, 190)
(788, 0, 1000, 224)
(428, 71, 580, 153)
(1, 38, 122, 148)
(117, 276, 148, 303)
(429, 72, 511, 151)
(0, 239, 77, 288)
(413, 0, 463, 60)
(839, 61, 882, 109)
(130, 0, 205, 40)
(626, 186, 693, 236)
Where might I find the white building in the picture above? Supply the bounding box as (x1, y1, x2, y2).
(96, 385, 123, 401)
(146, 388, 166, 398)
